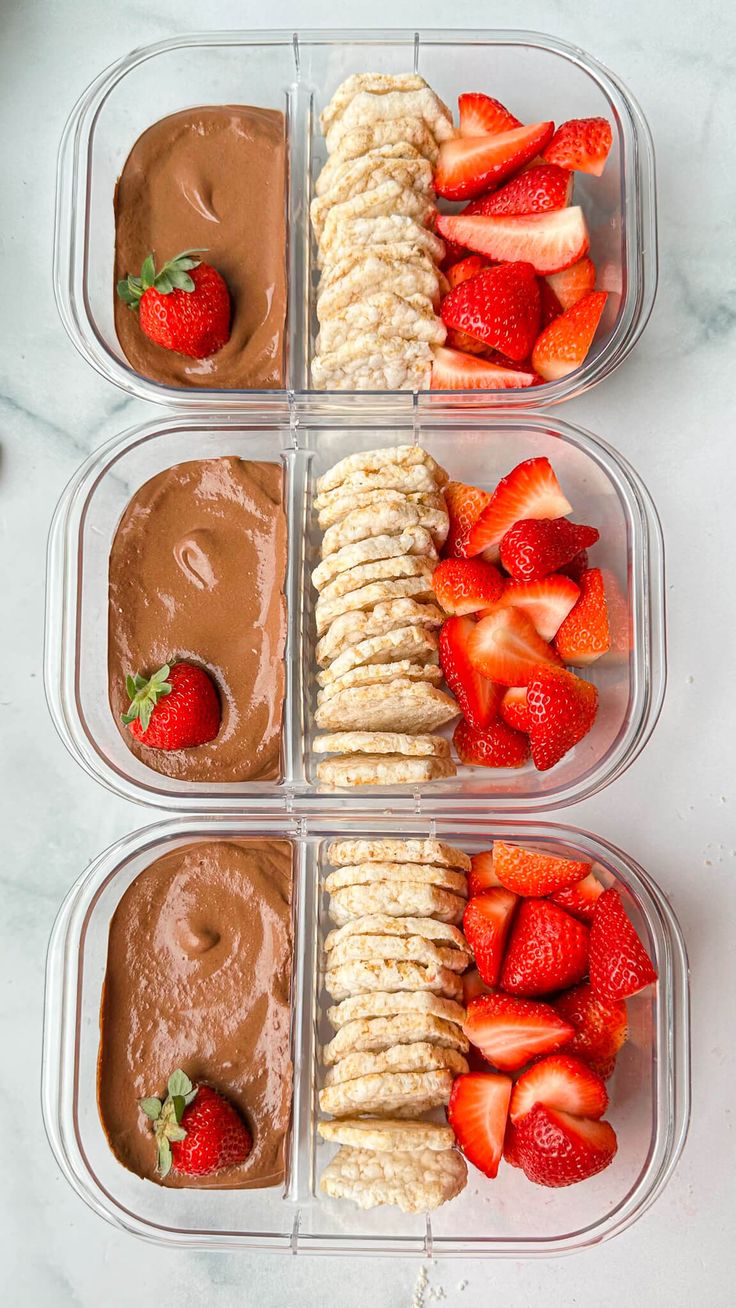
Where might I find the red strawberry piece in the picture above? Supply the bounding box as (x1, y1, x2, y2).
(468, 849, 503, 897)
(543, 117, 613, 177)
(433, 557, 504, 615)
(550, 871, 605, 924)
(444, 327, 494, 356)
(467, 608, 562, 687)
(443, 481, 491, 558)
(463, 965, 493, 1005)
(552, 982, 628, 1063)
(601, 568, 632, 659)
(558, 549, 589, 584)
(526, 663, 599, 771)
(434, 121, 555, 200)
(500, 518, 600, 582)
(430, 346, 540, 391)
(446, 254, 490, 289)
(123, 661, 221, 750)
(466, 456, 572, 561)
(514, 1104, 617, 1187)
(441, 236, 472, 269)
(118, 251, 231, 359)
(589, 888, 658, 1001)
(464, 164, 574, 217)
(448, 1071, 513, 1178)
(532, 290, 608, 381)
(458, 92, 521, 138)
(496, 574, 580, 641)
(538, 277, 563, 329)
(501, 899, 589, 997)
(464, 993, 575, 1073)
(439, 615, 502, 730)
(440, 263, 541, 363)
(493, 841, 592, 898)
(546, 256, 596, 310)
(503, 1120, 523, 1168)
(436, 207, 589, 275)
(499, 686, 530, 734)
(509, 1054, 608, 1123)
(140, 1069, 251, 1179)
(453, 717, 530, 769)
(590, 1054, 618, 1081)
(463, 887, 519, 986)
(554, 567, 611, 665)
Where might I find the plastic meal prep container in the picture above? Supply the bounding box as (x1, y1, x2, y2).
(44, 409, 665, 813)
(41, 814, 689, 1255)
(54, 28, 657, 411)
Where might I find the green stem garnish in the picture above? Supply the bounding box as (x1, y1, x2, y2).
(117, 249, 207, 309)
(139, 1069, 198, 1178)
(122, 663, 172, 733)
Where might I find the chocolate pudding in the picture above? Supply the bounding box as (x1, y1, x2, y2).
(114, 106, 287, 388)
(108, 457, 287, 783)
(98, 839, 293, 1189)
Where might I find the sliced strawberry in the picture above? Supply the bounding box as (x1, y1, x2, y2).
(441, 236, 471, 269)
(430, 346, 540, 391)
(543, 117, 613, 177)
(448, 1071, 513, 1178)
(496, 574, 580, 641)
(463, 965, 492, 1005)
(458, 92, 521, 138)
(554, 567, 611, 665)
(464, 164, 573, 217)
(514, 1105, 617, 1187)
(500, 899, 589, 997)
(546, 256, 596, 310)
(500, 519, 600, 583)
(589, 888, 658, 1001)
(443, 481, 491, 558)
(434, 122, 555, 201)
(466, 457, 572, 561)
(464, 993, 575, 1073)
(467, 608, 561, 687)
(552, 982, 628, 1063)
(436, 207, 589, 275)
(493, 841, 592, 897)
(440, 262, 541, 363)
(463, 887, 519, 987)
(550, 871, 604, 924)
(468, 849, 503, 897)
(439, 615, 502, 731)
(499, 686, 529, 734)
(433, 557, 504, 615)
(509, 1054, 608, 1124)
(446, 254, 491, 290)
(526, 664, 599, 771)
(589, 1054, 618, 1081)
(538, 277, 563, 329)
(558, 549, 589, 584)
(503, 1120, 523, 1168)
(532, 290, 608, 381)
(444, 327, 494, 356)
(453, 717, 530, 768)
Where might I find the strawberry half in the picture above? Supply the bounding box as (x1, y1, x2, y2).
(447, 1071, 513, 1178)
(440, 262, 541, 363)
(440, 615, 502, 730)
(509, 1054, 608, 1124)
(467, 609, 562, 687)
(546, 256, 596, 310)
(550, 871, 605, 924)
(468, 849, 503, 897)
(463, 993, 575, 1073)
(493, 841, 592, 897)
(446, 254, 490, 290)
(433, 557, 504, 615)
(532, 290, 608, 381)
(589, 888, 658, 1001)
(466, 457, 572, 561)
(443, 481, 491, 558)
(430, 347, 540, 391)
(463, 965, 493, 1005)
(526, 664, 599, 771)
(552, 982, 628, 1063)
(554, 567, 611, 665)
(458, 92, 521, 138)
(453, 717, 531, 769)
(543, 117, 613, 177)
(495, 573, 580, 640)
(463, 887, 519, 986)
(436, 207, 590, 275)
(434, 121, 555, 200)
(500, 898, 589, 997)
(464, 164, 573, 217)
(538, 276, 563, 329)
(558, 549, 590, 584)
(499, 686, 530, 734)
(500, 518, 600, 582)
(514, 1105, 617, 1187)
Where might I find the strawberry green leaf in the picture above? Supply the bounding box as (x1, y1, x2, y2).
(140, 254, 156, 290)
(157, 1136, 172, 1178)
(167, 1126, 187, 1143)
(122, 663, 172, 732)
(172, 1095, 186, 1123)
(167, 1069, 193, 1099)
(139, 1097, 162, 1120)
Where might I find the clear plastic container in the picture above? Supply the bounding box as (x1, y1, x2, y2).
(42, 813, 689, 1255)
(44, 410, 665, 813)
(54, 29, 657, 411)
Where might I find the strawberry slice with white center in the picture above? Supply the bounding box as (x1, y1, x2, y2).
(468, 849, 503, 897)
(443, 481, 491, 558)
(499, 686, 530, 733)
(546, 256, 596, 310)
(589, 888, 658, 1001)
(493, 841, 592, 897)
(543, 117, 613, 176)
(448, 1071, 513, 1178)
(554, 566, 611, 665)
(550, 871, 604, 924)
(465, 456, 572, 561)
(514, 1105, 617, 1187)
(463, 887, 519, 987)
(430, 347, 540, 391)
(463, 164, 573, 217)
(446, 254, 490, 290)
(440, 262, 541, 363)
(495, 574, 580, 640)
(436, 207, 589, 275)
(509, 1053, 608, 1123)
(458, 92, 521, 137)
(433, 557, 504, 616)
(439, 615, 502, 731)
(467, 608, 562, 688)
(453, 718, 530, 768)
(463, 993, 575, 1073)
(532, 290, 608, 381)
(434, 121, 555, 200)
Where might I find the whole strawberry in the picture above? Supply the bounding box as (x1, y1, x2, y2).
(122, 661, 221, 750)
(140, 1069, 252, 1178)
(117, 250, 231, 359)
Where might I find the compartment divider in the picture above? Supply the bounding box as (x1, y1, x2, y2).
(285, 48, 313, 397)
(287, 830, 319, 1203)
(284, 444, 309, 790)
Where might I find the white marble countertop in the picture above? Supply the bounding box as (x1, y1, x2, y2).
(2, 0, 734, 1302)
